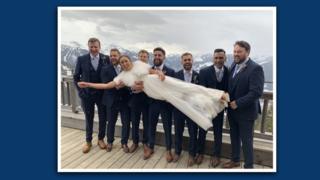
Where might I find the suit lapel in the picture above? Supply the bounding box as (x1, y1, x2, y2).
(110, 65, 117, 78)
(210, 65, 218, 82)
(97, 53, 104, 72)
(86, 54, 95, 72)
(180, 70, 185, 81)
(191, 70, 198, 83)
(230, 59, 251, 92)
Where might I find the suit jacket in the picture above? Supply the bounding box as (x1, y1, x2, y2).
(73, 53, 110, 99)
(199, 65, 228, 91)
(174, 69, 199, 84)
(228, 59, 264, 121)
(100, 64, 131, 108)
(128, 91, 149, 108)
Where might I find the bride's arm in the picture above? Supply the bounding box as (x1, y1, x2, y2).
(149, 69, 165, 81)
(77, 81, 116, 89)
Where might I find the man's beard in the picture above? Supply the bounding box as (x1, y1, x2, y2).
(234, 56, 246, 64)
(183, 64, 192, 71)
(154, 59, 163, 66)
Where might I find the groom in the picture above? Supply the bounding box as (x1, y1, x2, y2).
(143, 47, 175, 162)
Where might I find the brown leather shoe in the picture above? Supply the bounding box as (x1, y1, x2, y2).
(143, 146, 154, 160)
(122, 144, 129, 153)
(166, 150, 173, 163)
(97, 140, 107, 149)
(129, 143, 138, 153)
(106, 143, 113, 152)
(187, 156, 195, 167)
(82, 142, 92, 153)
(172, 153, 180, 162)
(196, 154, 204, 165)
(222, 161, 240, 168)
(143, 144, 148, 154)
(210, 156, 221, 168)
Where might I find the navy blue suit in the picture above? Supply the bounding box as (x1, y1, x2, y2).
(128, 91, 149, 145)
(73, 53, 110, 142)
(227, 59, 264, 168)
(173, 70, 199, 157)
(100, 64, 131, 145)
(148, 65, 175, 150)
(198, 65, 229, 157)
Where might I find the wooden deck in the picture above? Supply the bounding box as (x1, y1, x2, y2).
(60, 127, 271, 170)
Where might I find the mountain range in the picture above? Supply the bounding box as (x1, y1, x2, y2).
(61, 44, 273, 91)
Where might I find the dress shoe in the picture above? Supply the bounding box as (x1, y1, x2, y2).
(129, 143, 138, 153)
(172, 153, 180, 162)
(122, 144, 129, 153)
(166, 150, 173, 163)
(143, 146, 154, 160)
(97, 140, 107, 149)
(222, 161, 240, 168)
(210, 156, 221, 168)
(143, 144, 148, 154)
(187, 156, 195, 167)
(82, 142, 92, 153)
(196, 154, 204, 165)
(106, 143, 113, 152)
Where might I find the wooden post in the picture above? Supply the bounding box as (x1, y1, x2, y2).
(260, 99, 269, 133)
(61, 81, 65, 105)
(69, 82, 78, 113)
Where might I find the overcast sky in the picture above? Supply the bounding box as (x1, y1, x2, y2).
(60, 8, 275, 56)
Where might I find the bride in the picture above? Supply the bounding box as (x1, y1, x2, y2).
(78, 55, 229, 130)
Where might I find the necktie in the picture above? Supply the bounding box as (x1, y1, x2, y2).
(232, 65, 240, 78)
(91, 57, 98, 71)
(115, 66, 120, 74)
(216, 69, 222, 82)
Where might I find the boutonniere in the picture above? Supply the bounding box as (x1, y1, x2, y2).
(193, 74, 199, 84)
(239, 64, 247, 73)
(101, 55, 106, 60)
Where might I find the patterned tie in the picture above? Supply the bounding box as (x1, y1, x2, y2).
(232, 65, 240, 78)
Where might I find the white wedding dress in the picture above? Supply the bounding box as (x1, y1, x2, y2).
(114, 61, 229, 130)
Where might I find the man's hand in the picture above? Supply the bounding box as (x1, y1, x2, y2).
(229, 101, 238, 110)
(157, 71, 165, 81)
(115, 81, 125, 89)
(220, 92, 229, 104)
(78, 82, 89, 88)
(132, 81, 144, 93)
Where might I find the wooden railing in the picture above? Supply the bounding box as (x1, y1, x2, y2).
(60, 76, 273, 140)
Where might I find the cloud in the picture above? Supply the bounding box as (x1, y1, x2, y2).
(60, 9, 274, 56)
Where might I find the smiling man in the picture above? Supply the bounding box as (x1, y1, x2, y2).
(224, 41, 264, 169)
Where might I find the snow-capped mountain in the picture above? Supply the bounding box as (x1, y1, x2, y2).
(60, 43, 273, 91)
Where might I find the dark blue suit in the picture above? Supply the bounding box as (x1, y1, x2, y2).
(148, 65, 175, 150)
(73, 53, 110, 142)
(227, 59, 264, 168)
(128, 91, 149, 145)
(173, 70, 199, 157)
(100, 64, 131, 145)
(198, 65, 229, 157)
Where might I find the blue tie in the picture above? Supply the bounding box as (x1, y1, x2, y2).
(232, 65, 240, 78)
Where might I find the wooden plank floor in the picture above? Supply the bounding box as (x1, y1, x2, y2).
(60, 127, 271, 170)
